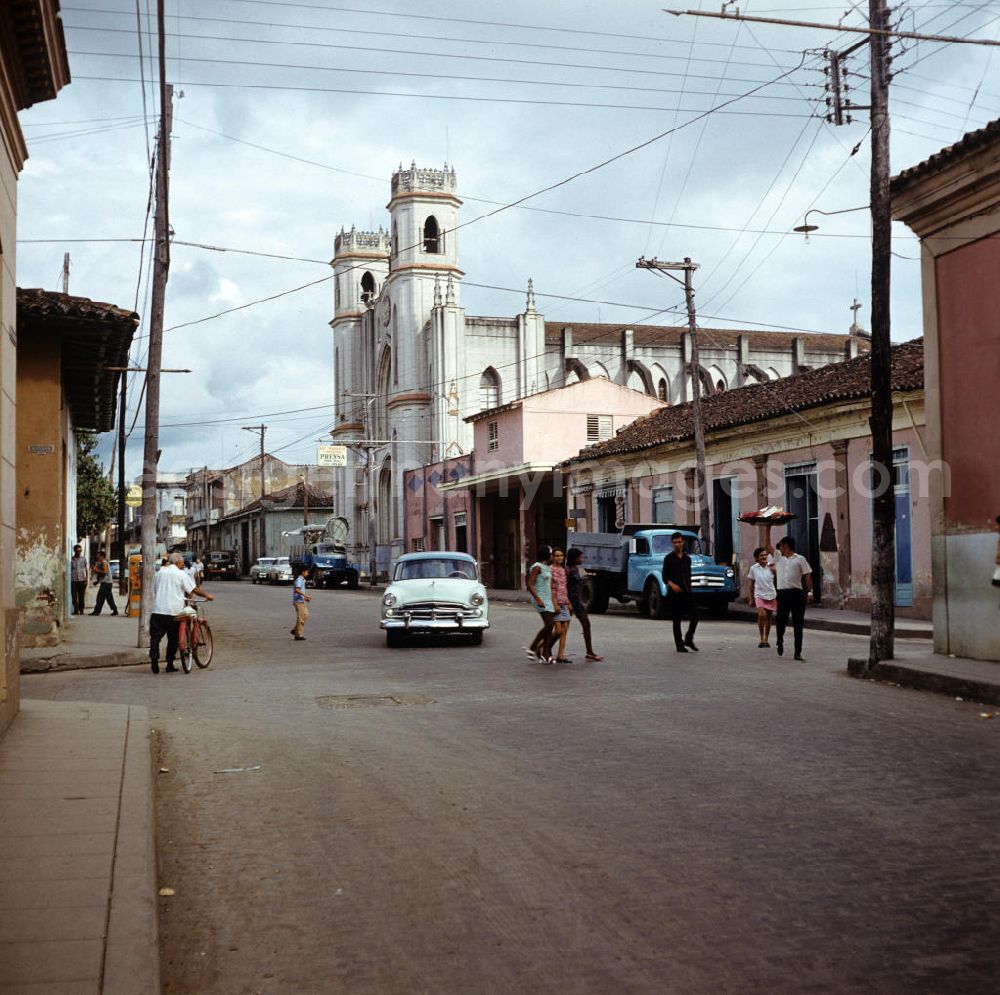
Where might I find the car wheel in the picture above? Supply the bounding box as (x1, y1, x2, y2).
(386, 630, 405, 648)
(346, 571, 359, 590)
(469, 630, 483, 646)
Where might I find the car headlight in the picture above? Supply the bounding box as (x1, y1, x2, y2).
(470, 592, 485, 606)
(725, 569, 735, 577)
(383, 592, 397, 607)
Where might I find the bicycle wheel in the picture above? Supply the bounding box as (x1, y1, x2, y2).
(194, 620, 213, 668)
(179, 624, 194, 674)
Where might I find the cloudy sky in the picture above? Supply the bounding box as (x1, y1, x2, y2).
(16, 0, 1000, 480)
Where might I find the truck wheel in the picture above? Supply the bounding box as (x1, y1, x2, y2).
(646, 580, 670, 620)
(581, 576, 609, 615)
(346, 571, 359, 590)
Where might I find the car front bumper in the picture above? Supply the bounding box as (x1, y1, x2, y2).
(381, 613, 489, 632)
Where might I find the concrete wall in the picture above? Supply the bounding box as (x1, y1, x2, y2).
(15, 334, 71, 646)
(0, 108, 19, 732)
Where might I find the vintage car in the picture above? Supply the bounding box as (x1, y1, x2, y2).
(266, 556, 294, 585)
(380, 552, 489, 647)
(250, 557, 276, 584)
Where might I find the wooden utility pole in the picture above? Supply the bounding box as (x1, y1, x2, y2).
(242, 424, 267, 554)
(137, 9, 172, 647)
(62, 252, 69, 294)
(867, 0, 895, 665)
(637, 257, 711, 551)
(116, 376, 127, 595)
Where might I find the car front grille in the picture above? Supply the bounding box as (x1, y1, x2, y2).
(400, 601, 477, 619)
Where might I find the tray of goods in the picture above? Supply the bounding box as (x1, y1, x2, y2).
(738, 506, 797, 526)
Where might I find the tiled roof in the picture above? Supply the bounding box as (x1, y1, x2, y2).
(238, 482, 335, 514)
(543, 321, 865, 351)
(17, 288, 139, 433)
(892, 117, 1000, 190)
(566, 339, 923, 463)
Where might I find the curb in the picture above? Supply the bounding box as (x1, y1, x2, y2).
(20, 649, 149, 674)
(103, 705, 161, 995)
(727, 604, 932, 639)
(847, 656, 1000, 706)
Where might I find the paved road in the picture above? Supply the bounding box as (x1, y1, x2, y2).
(23, 582, 1000, 994)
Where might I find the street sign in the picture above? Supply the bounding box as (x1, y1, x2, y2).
(125, 484, 142, 507)
(317, 444, 348, 467)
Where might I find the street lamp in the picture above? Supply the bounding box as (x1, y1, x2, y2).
(793, 204, 870, 237)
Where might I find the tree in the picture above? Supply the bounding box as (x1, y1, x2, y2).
(76, 431, 116, 540)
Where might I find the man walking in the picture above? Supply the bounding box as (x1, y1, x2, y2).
(70, 544, 88, 615)
(663, 532, 699, 653)
(150, 552, 213, 674)
(774, 535, 812, 661)
(90, 550, 118, 616)
(291, 566, 311, 641)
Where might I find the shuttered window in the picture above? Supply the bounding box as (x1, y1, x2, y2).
(586, 414, 612, 443)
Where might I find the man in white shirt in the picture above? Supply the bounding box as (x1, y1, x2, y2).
(774, 535, 812, 661)
(150, 553, 213, 674)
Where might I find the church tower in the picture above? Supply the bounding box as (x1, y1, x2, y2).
(383, 162, 463, 396)
(330, 225, 390, 439)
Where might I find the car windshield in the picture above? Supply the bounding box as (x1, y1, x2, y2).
(651, 534, 703, 556)
(313, 544, 341, 555)
(209, 553, 230, 562)
(257, 559, 275, 566)
(394, 557, 478, 581)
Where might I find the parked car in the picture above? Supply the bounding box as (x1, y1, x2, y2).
(250, 557, 277, 584)
(380, 552, 488, 647)
(204, 549, 240, 581)
(266, 556, 294, 585)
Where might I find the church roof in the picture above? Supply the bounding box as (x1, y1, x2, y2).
(565, 338, 923, 463)
(543, 322, 867, 351)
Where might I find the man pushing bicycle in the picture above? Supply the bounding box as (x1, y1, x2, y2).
(150, 552, 214, 674)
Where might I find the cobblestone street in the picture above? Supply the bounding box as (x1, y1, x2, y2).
(23, 583, 1000, 994)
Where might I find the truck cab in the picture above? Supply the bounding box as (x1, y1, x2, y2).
(625, 528, 736, 616)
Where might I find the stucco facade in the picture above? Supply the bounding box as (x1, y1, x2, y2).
(566, 343, 932, 618)
(0, 1, 70, 732)
(892, 118, 1000, 660)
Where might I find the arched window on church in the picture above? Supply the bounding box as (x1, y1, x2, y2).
(360, 271, 375, 305)
(423, 215, 441, 253)
(480, 368, 501, 411)
(657, 378, 668, 402)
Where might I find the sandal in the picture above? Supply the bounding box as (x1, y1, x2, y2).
(585, 653, 604, 661)
(557, 657, 573, 664)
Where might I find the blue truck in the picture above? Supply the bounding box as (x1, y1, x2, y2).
(289, 540, 361, 589)
(570, 525, 738, 618)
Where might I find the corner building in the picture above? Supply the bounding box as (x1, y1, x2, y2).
(331, 162, 867, 573)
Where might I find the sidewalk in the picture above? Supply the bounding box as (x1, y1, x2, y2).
(0, 699, 159, 994)
(20, 612, 147, 674)
(848, 648, 1000, 707)
(489, 586, 933, 638)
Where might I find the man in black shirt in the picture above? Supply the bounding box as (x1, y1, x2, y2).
(662, 532, 699, 652)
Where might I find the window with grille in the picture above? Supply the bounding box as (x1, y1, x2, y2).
(586, 414, 613, 443)
(487, 420, 499, 452)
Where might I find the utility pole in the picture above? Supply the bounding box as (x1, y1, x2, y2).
(867, 0, 895, 665)
(242, 424, 267, 554)
(62, 252, 70, 294)
(137, 11, 172, 650)
(117, 376, 127, 595)
(637, 257, 711, 551)
(346, 393, 378, 586)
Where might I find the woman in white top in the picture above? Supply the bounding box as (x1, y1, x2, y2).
(747, 546, 777, 648)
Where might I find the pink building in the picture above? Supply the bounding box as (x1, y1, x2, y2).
(892, 119, 1000, 659)
(404, 379, 661, 588)
(565, 342, 932, 618)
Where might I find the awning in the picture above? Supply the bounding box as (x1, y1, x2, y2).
(438, 461, 557, 494)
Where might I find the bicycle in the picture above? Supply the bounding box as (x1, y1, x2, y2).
(176, 597, 214, 673)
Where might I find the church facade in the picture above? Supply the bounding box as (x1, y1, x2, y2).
(330, 162, 868, 571)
